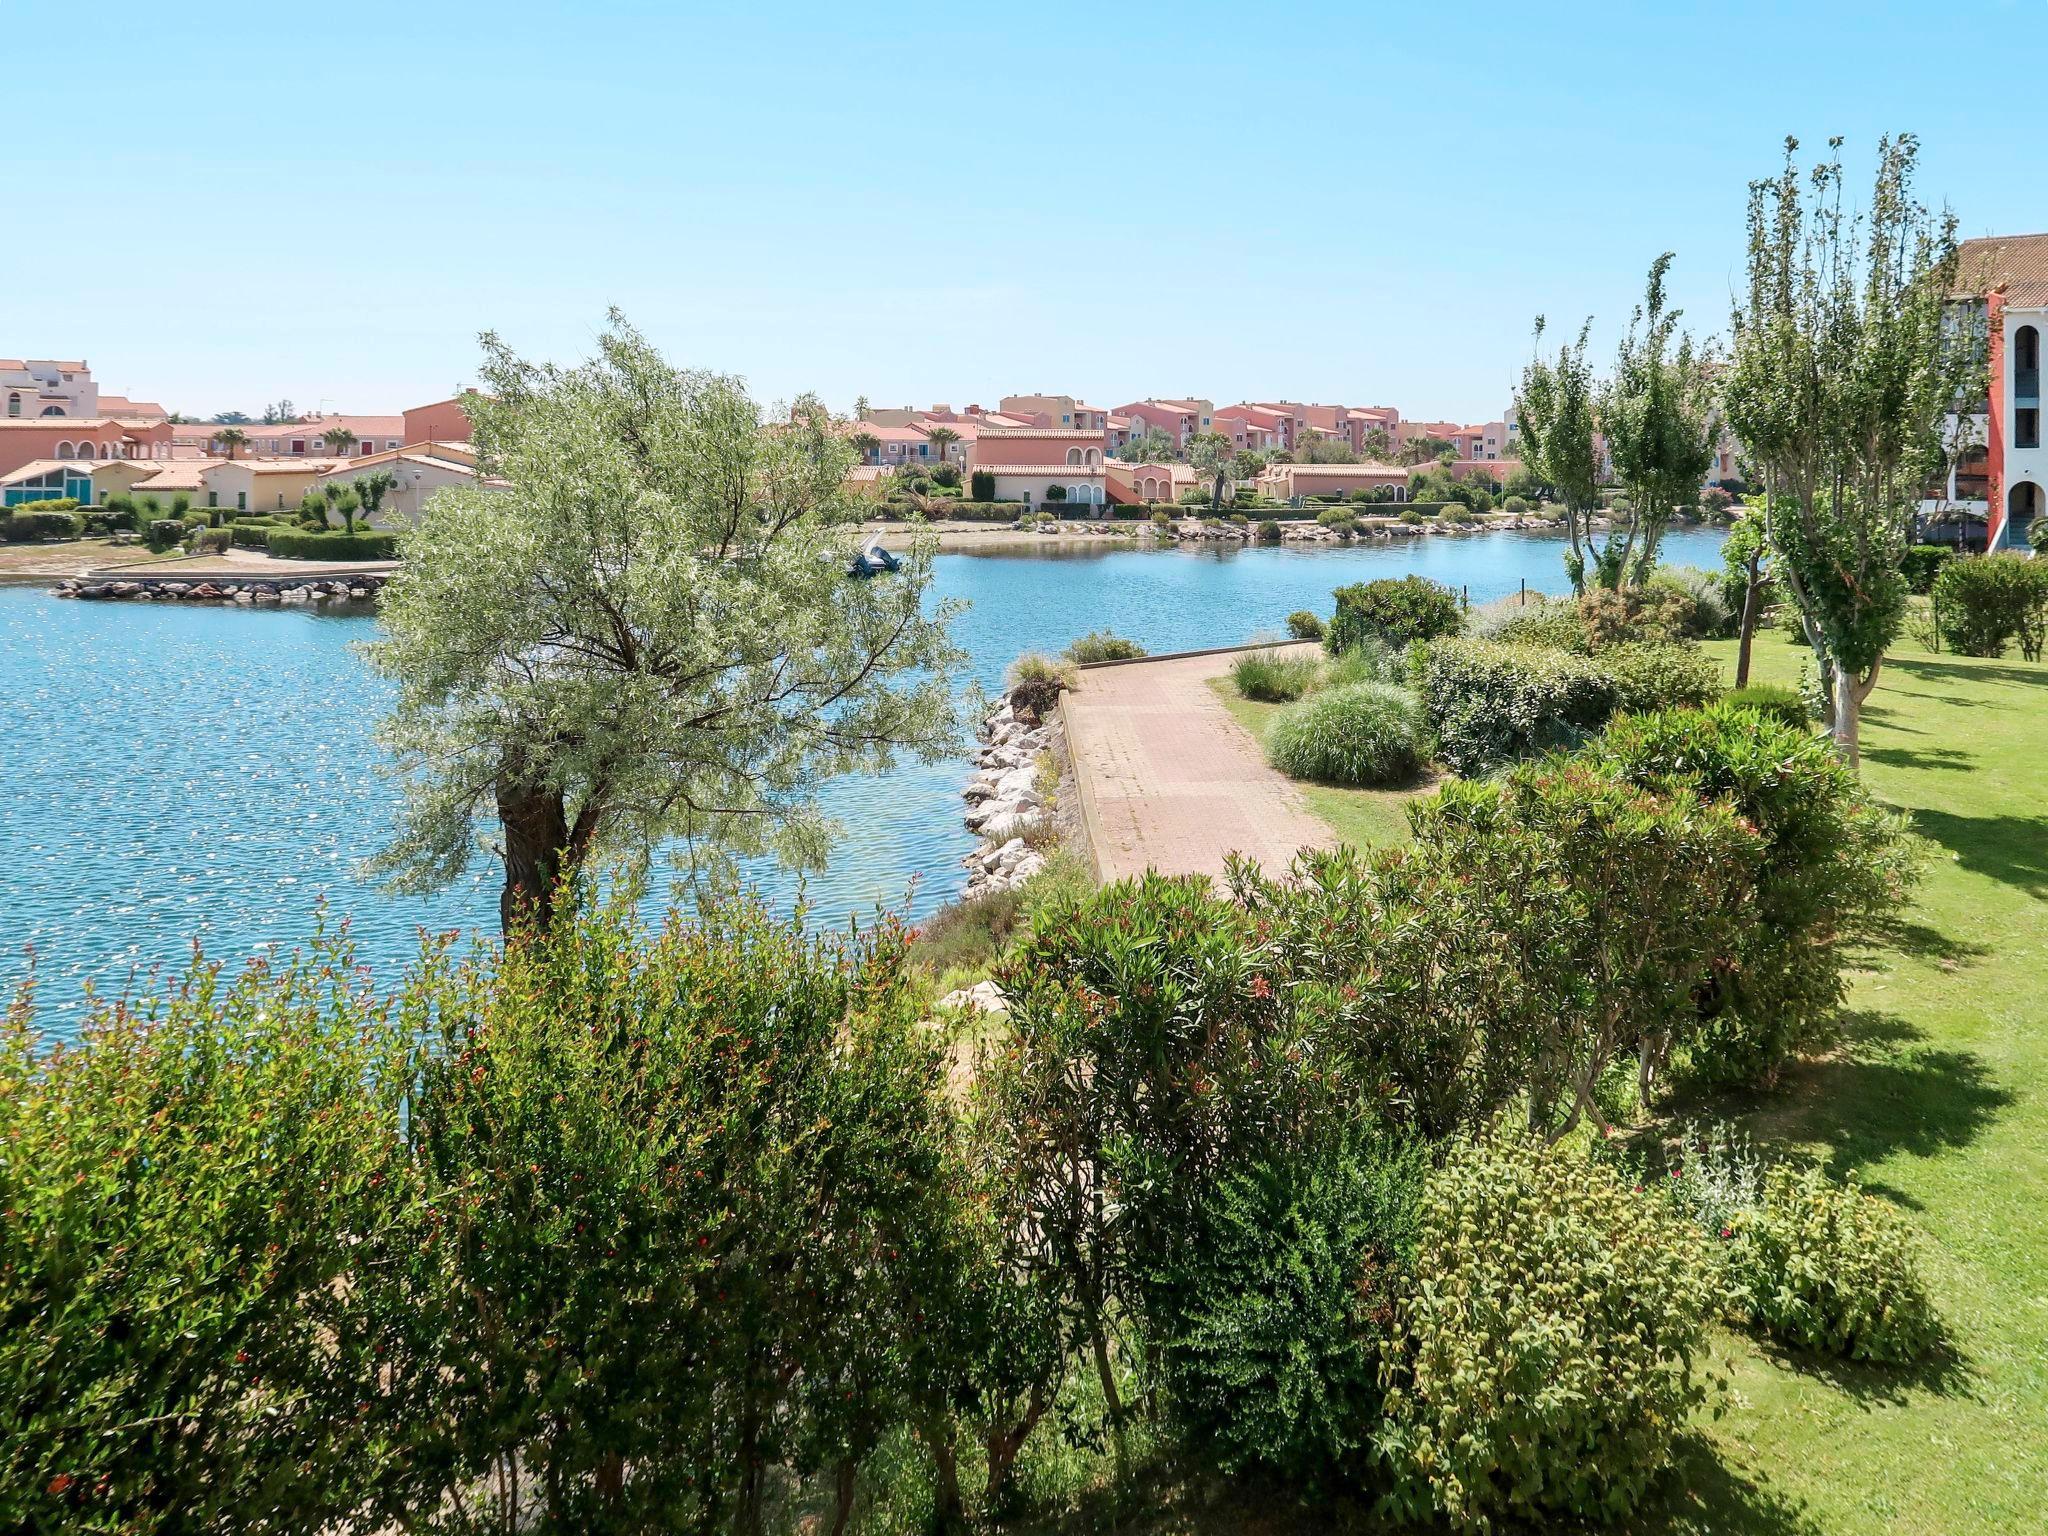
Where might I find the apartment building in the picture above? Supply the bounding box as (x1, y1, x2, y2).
(967, 427, 1106, 507)
(1115, 399, 1214, 447)
(1938, 233, 2046, 550)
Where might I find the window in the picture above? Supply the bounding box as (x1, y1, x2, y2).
(237, 491, 247, 511)
(207, 491, 218, 508)
(290, 439, 305, 454)
(276, 493, 286, 509)
(386, 439, 399, 450)
(5, 393, 17, 417)
(2019, 408, 2040, 451)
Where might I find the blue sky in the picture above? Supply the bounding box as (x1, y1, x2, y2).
(5, 1, 2042, 424)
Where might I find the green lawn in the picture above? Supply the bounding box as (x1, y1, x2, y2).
(1228, 632, 2046, 1534)
(1206, 676, 1428, 849)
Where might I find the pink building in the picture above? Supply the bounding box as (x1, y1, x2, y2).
(1115, 399, 1214, 447)
(0, 417, 172, 479)
(968, 427, 1106, 508)
(1213, 404, 1290, 452)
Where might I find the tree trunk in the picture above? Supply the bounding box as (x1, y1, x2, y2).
(1830, 661, 1879, 770)
(1734, 550, 1763, 688)
(495, 775, 570, 934)
(924, 1416, 965, 1534)
(828, 1457, 858, 1536)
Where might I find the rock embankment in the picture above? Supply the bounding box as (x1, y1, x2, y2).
(52, 575, 387, 606)
(958, 696, 1055, 900)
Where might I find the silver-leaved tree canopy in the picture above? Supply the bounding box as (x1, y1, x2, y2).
(365, 312, 967, 932)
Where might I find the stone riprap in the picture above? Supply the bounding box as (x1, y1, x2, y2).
(957, 697, 1054, 900)
(52, 575, 387, 607)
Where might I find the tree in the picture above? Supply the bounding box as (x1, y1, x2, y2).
(327, 487, 362, 534)
(262, 399, 297, 425)
(1188, 431, 1239, 511)
(212, 409, 252, 425)
(1599, 253, 1718, 587)
(1114, 427, 1177, 463)
(354, 469, 397, 528)
(853, 393, 870, 420)
(365, 312, 967, 934)
(1361, 425, 1396, 461)
(1398, 435, 1456, 466)
(847, 428, 880, 463)
(1516, 318, 1604, 590)
(1723, 514, 1772, 686)
(924, 424, 960, 464)
(1726, 135, 1978, 765)
(1295, 435, 1361, 465)
(321, 426, 358, 458)
(216, 426, 248, 461)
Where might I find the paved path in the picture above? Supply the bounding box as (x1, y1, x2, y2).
(1062, 645, 1336, 883)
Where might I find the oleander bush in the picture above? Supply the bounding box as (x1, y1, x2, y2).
(1718, 681, 1803, 729)
(145, 517, 191, 550)
(1065, 629, 1146, 663)
(1231, 646, 1320, 702)
(1729, 1166, 1942, 1363)
(1649, 564, 1733, 636)
(1580, 581, 1708, 647)
(1267, 683, 1421, 786)
(1326, 576, 1462, 653)
(1285, 608, 1325, 640)
(1376, 1132, 1721, 1530)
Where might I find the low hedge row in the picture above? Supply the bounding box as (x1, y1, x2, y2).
(1, 509, 84, 541)
(264, 529, 400, 560)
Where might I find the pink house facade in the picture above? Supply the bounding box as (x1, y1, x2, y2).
(968, 427, 1106, 508)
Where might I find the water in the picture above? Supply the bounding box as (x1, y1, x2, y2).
(1, 528, 1724, 1024)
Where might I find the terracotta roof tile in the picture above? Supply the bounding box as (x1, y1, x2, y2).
(1956, 232, 2048, 307)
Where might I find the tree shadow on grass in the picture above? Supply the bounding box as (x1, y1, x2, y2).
(1757, 1010, 2012, 1174)
(1744, 1333, 1975, 1408)
(1880, 921, 1991, 969)
(1639, 1438, 1823, 1536)
(1907, 808, 2048, 900)
(1888, 656, 2048, 689)
(1864, 743, 1975, 772)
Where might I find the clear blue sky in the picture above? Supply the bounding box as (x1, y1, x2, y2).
(5, 1, 2041, 425)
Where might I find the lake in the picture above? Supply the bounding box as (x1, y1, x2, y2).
(1, 527, 1725, 1022)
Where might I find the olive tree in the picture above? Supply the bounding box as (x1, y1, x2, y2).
(1600, 253, 1718, 585)
(1726, 135, 1977, 765)
(366, 312, 967, 932)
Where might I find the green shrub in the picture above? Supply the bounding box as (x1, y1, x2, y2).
(1933, 552, 2048, 661)
(230, 524, 273, 549)
(1254, 517, 1282, 544)
(1730, 1166, 1942, 1363)
(1591, 702, 1917, 1087)
(1503, 494, 1530, 517)
(1285, 609, 1325, 641)
(1376, 1133, 1720, 1530)
(145, 518, 190, 550)
(186, 526, 233, 556)
(1649, 564, 1733, 636)
(1065, 629, 1146, 663)
(263, 529, 400, 560)
(1162, 1130, 1426, 1485)
(1150, 508, 1171, 527)
(1231, 647, 1320, 702)
(1323, 636, 1408, 688)
(1412, 639, 1618, 774)
(1900, 543, 1953, 594)
(1267, 683, 1421, 786)
(1488, 597, 1590, 649)
(0, 508, 82, 541)
(1326, 576, 1462, 654)
(1581, 582, 1708, 647)
(1724, 683, 1809, 731)
(1005, 651, 1074, 716)
(1602, 641, 1723, 714)
(1397, 508, 1424, 525)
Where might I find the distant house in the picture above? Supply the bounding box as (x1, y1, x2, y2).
(1105, 461, 1191, 505)
(1944, 233, 2047, 550)
(1, 456, 163, 507)
(967, 427, 1106, 508)
(0, 416, 173, 478)
(1115, 399, 1213, 448)
(180, 416, 405, 460)
(319, 442, 503, 525)
(1259, 461, 1408, 501)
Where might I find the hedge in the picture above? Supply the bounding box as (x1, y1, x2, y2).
(264, 529, 400, 560)
(230, 525, 273, 549)
(1, 509, 83, 542)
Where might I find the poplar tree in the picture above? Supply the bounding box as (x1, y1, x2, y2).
(1725, 135, 1976, 766)
(1516, 317, 1604, 591)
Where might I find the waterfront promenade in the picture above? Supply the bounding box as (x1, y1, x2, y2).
(1062, 644, 1335, 882)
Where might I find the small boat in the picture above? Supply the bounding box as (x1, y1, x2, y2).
(848, 539, 902, 577)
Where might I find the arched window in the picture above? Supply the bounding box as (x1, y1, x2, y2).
(54, 441, 73, 460)
(2015, 325, 2040, 372)
(39, 405, 65, 416)
(5, 392, 18, 417)
(1085, 447, 1101, 465)
(99, 441, 113, 459)
(1065, 447, 1082, 466)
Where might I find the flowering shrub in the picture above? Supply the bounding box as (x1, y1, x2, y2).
(1376, 1133, 1721, 1529)
(1730, 1166, 1943, 1363)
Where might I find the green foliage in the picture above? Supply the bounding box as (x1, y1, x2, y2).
(230, 523, 273, 549)
(1254, 517, 1282, 544)
(1161, 1130, 1426, 1486)
(1516, 316, 1604, 588)
(0, 933, 422, 1534)
(969, 469, 996, 500)
(1326, 575, 1462, 653)
(0, 507, 82, 541)
(1900, 543, 1954, 594)
(1266, 683, 1421, 787)
(1377, 1133, 1721, 1530)
(1412, 638, 1620, 774)
(1230, 647, 1320, 702)
(1580, 581, 1713, 647)
(185, 525, 233, 555)
(1042, 483, 1067, 503)
(1933, 553, 2048, 661)
(1649, 563, 1734, 636)
(1285, 608, 1326, 641)
(1065, 629, 1146, 664)
(1590, 702, 1918, 1086)
(1602, 641, 1724, 714)
(1323, 636, 1408, 688)
(1730, 1166, 1943, 1363)
(145, 517, 190, 550)
(365, 314, 965, 933)
(1502, 493, 1531, 516)
(264, 529, 400, 560)
(1004, 652, 1074, 717)
(1724, 682, 1810, 731)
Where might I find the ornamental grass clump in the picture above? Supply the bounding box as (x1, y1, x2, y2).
(1266, 683, 1421, 786)
(1376, 1132, 1721, 1530)
(1065, 629, 1147, 664)
(1729, 1165, 1943, 1363)
(1005, 651, 1075, 717)
(1230, 646, 1320, 702)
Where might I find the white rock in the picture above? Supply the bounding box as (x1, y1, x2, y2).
(980, 811, 1042, 844)
(937, 979, 1008, 1016)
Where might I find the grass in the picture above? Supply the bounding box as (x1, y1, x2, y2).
(1213, 632, 2046, 1535)
(0, 536, 181, 577)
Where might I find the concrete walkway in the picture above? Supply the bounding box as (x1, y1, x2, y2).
(1062, 645, 1336, 883)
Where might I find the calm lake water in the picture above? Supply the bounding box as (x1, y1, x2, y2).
(1, 528, 1724, 1024)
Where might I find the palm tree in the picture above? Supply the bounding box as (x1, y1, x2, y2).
(321, 426, 358, 459)
(848, 429, 881, 464)
(216, 427, 248, 461)
(924, 425, 959, 465)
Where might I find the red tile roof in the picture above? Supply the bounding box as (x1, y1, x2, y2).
(1956, 232, 2048, 307)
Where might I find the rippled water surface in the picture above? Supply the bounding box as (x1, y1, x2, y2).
(2, 529, 1724, 1025)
